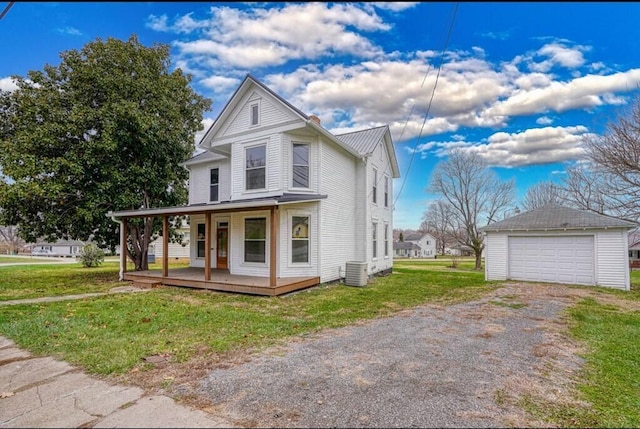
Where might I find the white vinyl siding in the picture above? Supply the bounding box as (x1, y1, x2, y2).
(229, 210, 271, 277)
(280, 204, 319, 277)
(485, 233, 507, 280)
(231, 136, 282, 199)
(596, 229, 630, 290)
(319, 139, 359, 282)
(220, 91, 292, 138)
(188, 160, 230, 205)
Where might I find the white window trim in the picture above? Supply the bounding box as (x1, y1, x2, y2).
(195, 223, 206, 259)
(244, 142, 267, 192)
(291, 141, 311, 190)
(210, 166, 220, 203)
(383, 175, 389, 208)
(384, 222, 389, 259)
(372, 220, 378, 261)
(288, 211, 312, 268)
(372, 168, 378, 205)
(250, 100, 260, 127)
(241, 213, 269, 267)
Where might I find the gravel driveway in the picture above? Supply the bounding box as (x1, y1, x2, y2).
(196, 283, 590, 428)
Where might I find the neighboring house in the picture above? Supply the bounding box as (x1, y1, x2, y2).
(628, 231, 640, 267)
(31, 239, 86, 257)
(394, 232, 436, 258)
(149, 222, 190, 260)
(481, 203, 637, 290)
(393, 241, 422, 258)
(108, 74, 400, 295)
(446, 244, 474, 257)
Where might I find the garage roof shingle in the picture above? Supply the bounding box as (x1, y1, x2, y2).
(480, 203, 637, 232)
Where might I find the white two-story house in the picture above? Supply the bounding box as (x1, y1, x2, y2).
(108, 74, 400, 295)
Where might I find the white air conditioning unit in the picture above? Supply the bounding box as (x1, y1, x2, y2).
(345, 261, 368, 287)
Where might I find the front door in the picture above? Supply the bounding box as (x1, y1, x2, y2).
(217, 227, 228, 270)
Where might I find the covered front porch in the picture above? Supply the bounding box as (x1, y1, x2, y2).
(107, 194, 326, 296)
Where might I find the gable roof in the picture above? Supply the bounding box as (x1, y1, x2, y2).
(180, 150, 228, 167)
(629, 231, 640, 248)
(336, 126, 400, 178)
(393, 241, 421, 250)
(403, 232, 433, 242)
(480, 203, 638, 232)
(336, 126, 388, 155)
(196, 74, 399, 174)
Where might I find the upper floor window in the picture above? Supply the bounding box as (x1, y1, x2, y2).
(210, 168, 219, 202)
(246, 145, 266, 190)
(291, 215, 309, 263)
(244, 217, 266, 263)
(372, 168, 378, 204)
(384, 175, 389, 208)
(250, 103, 259, 126)
(292, 143, 309, 188)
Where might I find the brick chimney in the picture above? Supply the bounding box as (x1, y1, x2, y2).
(309, 115, 321, 125)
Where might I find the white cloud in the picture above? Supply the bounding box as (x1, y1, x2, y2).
(370, 2, 419, 12)
(147, 4, 640, 148)
(419, 126, 593, 167)
(55, 26, 82, 36)
(194, 117, 215, 146)
(153, 3, 389, 70)
(0, 77, 18, 92)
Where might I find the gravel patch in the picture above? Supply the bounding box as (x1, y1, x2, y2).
(197, 283, 588, 428)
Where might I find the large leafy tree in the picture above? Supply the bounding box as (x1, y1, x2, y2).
(0, 35, 211, 270)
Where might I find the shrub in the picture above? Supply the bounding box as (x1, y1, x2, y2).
(78, 244, 105, 268)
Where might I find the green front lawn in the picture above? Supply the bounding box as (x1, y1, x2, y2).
(0, 259, 495, 374)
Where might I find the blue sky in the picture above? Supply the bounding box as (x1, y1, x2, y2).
(2, 2, 640, 229)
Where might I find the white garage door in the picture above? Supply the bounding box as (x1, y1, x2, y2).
(508, 236, 594, 285)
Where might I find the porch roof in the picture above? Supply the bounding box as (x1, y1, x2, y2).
(107, 193, 327, 219)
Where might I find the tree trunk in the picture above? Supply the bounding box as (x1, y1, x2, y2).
(127, 221, 151, 271)
(474, 249, 482, 270)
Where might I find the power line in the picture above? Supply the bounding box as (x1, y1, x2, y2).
(0, 2, 14, 21)
(393, 2, 459, 208)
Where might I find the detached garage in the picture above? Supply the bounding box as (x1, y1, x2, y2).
(481, 204, 637, 290)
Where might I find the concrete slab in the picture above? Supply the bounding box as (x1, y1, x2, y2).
(0, 371, 144, 427)
(0, 338, 15, 349)
(0, 357, 72, 392)
(0, 347, 30, 364)
(93, 395, 234, 428)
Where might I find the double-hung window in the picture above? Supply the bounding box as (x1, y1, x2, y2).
(291, 216, 309, 263)
(372, 221, 378, 259)
(244, 217, 266, 263)
(384, 176, 389, 208)
(246, 145, 266, 190)
(384, 223, 389, 257)
(197, 224, 205, 258)
(372, 168, 378, 204)
(292, 143, 309, 188)
(210, 168, 219, 202)
(250, 103, 259, 126)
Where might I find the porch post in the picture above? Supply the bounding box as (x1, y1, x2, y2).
(270, 206, 278, 287)
(162, 215, 169, 277)
(205, 212, 211, 281)
(119, 218, 127, 281)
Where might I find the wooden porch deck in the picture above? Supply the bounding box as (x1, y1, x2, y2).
(123, 268, 320, 296)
